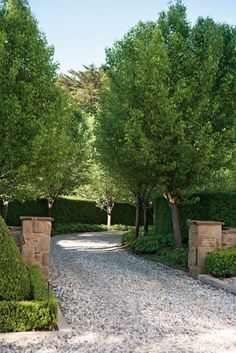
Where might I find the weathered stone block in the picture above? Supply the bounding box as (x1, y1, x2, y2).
(42, 253, 49, 267)
(22, 220, 32, 236)
(39, 234, 50, 253)
(197, 225, 210, 236)
(197, 248, 210, 267)
(34, 253, 42, 265)
(44, 221, 52, 236)
(32, 221, 45, 234)
(210, 225, 222, 237)
(188, 247, 197, 267)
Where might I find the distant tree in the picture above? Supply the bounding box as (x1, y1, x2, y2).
(58, 64, 104, 115)
(0, 0, 65, 217)
(78, 163, 132, 227)
(96, 72, 154, 236)
(32, 108, 91, 217)
(96, 2, 236, 246)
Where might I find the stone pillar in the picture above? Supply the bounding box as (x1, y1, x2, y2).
(20, 217, 53, 279)
(188, 220, 224, 277)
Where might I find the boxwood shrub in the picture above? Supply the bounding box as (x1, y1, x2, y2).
(0, 265, 58, 332)
(204, 246, 236, 277)
(0, 216, 30, 301)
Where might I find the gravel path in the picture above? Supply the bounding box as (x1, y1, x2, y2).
(1, 231, 236, 353)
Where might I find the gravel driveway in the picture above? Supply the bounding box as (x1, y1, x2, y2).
(1, 231, 236, 353)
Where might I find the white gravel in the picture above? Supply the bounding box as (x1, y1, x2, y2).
(1, 231, 236, 353)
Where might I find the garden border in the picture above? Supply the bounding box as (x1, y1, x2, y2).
(0, 306, 71, 339)
(198, 274, 236, 295)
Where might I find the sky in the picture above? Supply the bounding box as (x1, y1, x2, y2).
(29, 0, 236, 74)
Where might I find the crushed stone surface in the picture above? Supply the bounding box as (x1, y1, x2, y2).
(1, 231, 236, 353)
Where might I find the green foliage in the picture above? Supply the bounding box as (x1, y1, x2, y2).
(53, 223, 107, 234)
(122, 230, 188, 268)
(3, 197, 152, 227)
(33, 106, 92, 212)
(164, 248, 188, 267)
(204, 246, 236, 277)
(53, 223, 133, 235)
(0, 0, 65, 203)
(121, 231, 136, 247)
(154, 192, 236, 241)
(96, 2, 236, 245)
(0, 216, 30, 300)
(58, 64, 104, 115)
(0, 265, 58, 332)
(122, 232, 174, 253)
(3, 198, 48, 225)
(132, 235, 160, 254)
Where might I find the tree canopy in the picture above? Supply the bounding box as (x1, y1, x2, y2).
(0, 0, 65, 207)
(96, 1, 236, 245)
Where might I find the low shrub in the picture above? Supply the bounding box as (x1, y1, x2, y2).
(132, 235, 160, 254)
(0, 265, 58, 332)
(0, 216, 30, 301)
(53, 223, 107, 234)
(204, 246, 236, 277)
(122, 231, 188, 268)
(53, 223, 133, 235)
(164, 247, 188, 266)
(122, 232, 175, 254)
(110, 224, 133, 231)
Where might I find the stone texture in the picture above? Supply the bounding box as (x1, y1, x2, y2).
(188, 221, 236, 277)
(11, 217, 53, 279)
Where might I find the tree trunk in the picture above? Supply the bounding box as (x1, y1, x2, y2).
(107, 211, 112, 227)
(166, 192, 182, 248)
(135, 196, 142, 238)
(143, 200, 149, 234)
(47, 198, 54, 218)
(2, 197, 9, 221)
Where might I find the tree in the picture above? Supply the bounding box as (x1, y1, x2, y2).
(96, 1, 236, 246)
(0, 0, 64, 215)
(96, 71, 154, 236)
(58, 64, 104, 115)
(78, 163, 133, 227)
(32, 107, 91, 217)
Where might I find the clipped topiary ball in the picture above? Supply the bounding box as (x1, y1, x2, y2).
(0, 216, 30, 300)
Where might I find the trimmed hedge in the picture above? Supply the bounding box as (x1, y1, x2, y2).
(154, 192, 236, 241)
(0, 265, 58, 332)
(53, 223, 132, 235)
(3, 198, 153, 226)
(204, 246, 236, 277)
(0, 217, 30, 301)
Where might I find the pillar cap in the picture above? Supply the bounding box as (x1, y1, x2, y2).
(188, 220, 224, 225)
(20, 216, 54, 222)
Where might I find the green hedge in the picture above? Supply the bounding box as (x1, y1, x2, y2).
(204, 246, 236, 277)
(0, 265, 58, 332)
(0, 217, 30, 301)
(154, 192, 236, 241)
(53, 223, 133, 235)
(3, 198, 153, 226)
